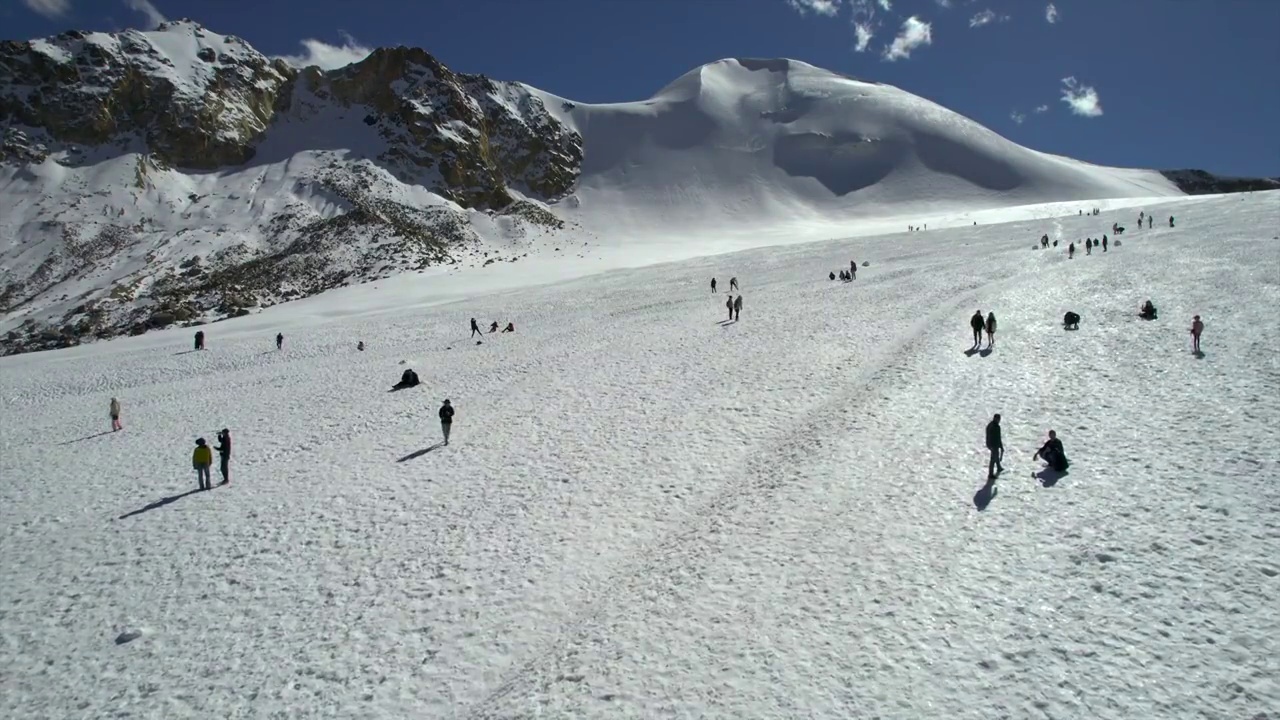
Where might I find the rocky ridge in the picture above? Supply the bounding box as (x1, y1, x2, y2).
(0, 19, 583, 354)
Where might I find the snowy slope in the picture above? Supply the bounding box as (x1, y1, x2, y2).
(2, 192, 1277, 719)
(531, 58, 1182, 241)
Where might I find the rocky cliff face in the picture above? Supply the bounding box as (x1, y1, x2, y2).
(0, 20, 584, 355)
(1160, 169, 1280, 196)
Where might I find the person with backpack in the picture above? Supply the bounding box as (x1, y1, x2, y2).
(109, 397, 122, 432)
(215, 429, 232, 486)
(193, 438, 214, 491)
(732, 294, 742, 321)
(438, 399, 454, 446)
(1033, 430, 1069, 472)
(969, 311, 985, 347)
(1190, 315, 1204, 353)
(985, 413, 1004, 481)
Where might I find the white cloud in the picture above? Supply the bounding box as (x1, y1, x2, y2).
(876, 0, 892, 10)
(882, 16, 932, 61)
(935, 0, 953, 7)
(1045, 2, 1060, 23)
(1010, 111, 1026, 125)
(124, 0, 166, 28)
(969, 9, 1010, 28)
(1060, 76, 1103, 117)
(853, 22, 875, 51)
(278, 32, 374, 71)
(786, 0, 842, 16)
(21, 0, 70, 19)
(1033, 104, 1050, 114)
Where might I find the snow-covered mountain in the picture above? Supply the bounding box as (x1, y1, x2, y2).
(0, 23, 1193, 355)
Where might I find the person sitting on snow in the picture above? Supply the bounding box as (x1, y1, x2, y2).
(501, 322, 515, 333)
(392, 369, 420, 390)
(489, 321, 499, 333)
(1063, 311, 1080, 330)
(1139, 300, 1158, 320)
(1033, 430, 1069, 472)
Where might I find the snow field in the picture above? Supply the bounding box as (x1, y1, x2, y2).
(0, 192, 1277, 719)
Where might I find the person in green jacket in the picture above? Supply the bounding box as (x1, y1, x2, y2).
(193, 438, 213, 491)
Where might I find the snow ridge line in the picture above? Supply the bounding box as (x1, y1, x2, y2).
(460, 267, 1035, 717)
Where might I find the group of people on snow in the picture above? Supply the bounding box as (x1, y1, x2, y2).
(191, 429, 231, 491)
(985, 414, 1069, 483)
(470, 317, 515, 337)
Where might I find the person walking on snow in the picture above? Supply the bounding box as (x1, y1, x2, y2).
(276, 333, 283, 350)
(215, 429, 232, 485)
(470, 317, 481, 338)
(985, 312, 997, 348)
(850, 261, 857, 279)
(1068, 242, 1075, 259)
(733, 294, 742, 321)
(1102, 235, 1108, 252)
(711, 278, 717, 293)
(985, 413, 1004, 480)
(970, 311, 985, 347)
(438, 399, 454, 446)
(109, 397, 122, 432)
(726, 295, 734, 321)
(1190, 315, 1204, 353)
(193, 438, 214, 491)
(1168, 215, 1174, 228)
(729, 277, 738, 291)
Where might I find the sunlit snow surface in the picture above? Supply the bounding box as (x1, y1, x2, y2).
(2, 192, 1278, 718)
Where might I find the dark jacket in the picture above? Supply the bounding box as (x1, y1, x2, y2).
(1036, 438, 1068, 470)
(985, 420, 1002, 450)
(215, 434, 231, 459)
(970, 313, 985, 330)
(439, 404, 454, 423)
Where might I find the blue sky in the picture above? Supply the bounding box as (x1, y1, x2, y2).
(8, 0, 1279, 176)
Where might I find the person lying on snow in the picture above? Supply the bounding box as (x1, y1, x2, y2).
(1033, 430, 1069, 472)
(392, 369, 420, 390)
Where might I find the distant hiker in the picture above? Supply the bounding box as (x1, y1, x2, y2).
(711, 278, 717, 293)
(1102, 235, 1108, 252)
(215, 429, 231, 486)
(726, 295, 734, 321)
(985, 413, 1004, 480)
(489, 321, 499, 333)
(357, 341, 365, 351)
(393, 369, 420, 390)
(1068, 242, 1075, 259)
(970, 311, 985, 347)
(193, 438, 213, 491)
(1063, 311, 1080, 330)
(985, 312, 997, 347)
(729, 277, 739, 291)
(1168, 215, 1174, 228)
(829, 271, 836, 281)
(1033, 430, 1069, 472)
(501, 322, 515, 333)
(470, 317, 481, 338)
(109, 397, 122, 432)
(850, 261, 857, 279)
(1139, 300, 1158, 320)
(194, 330, 205, 351)
(733, 294, 742, 321)
(1086, 238, 1092, 255)
(276, 333, 283, 350)
(438, 399, 454, 446)
(1139, 211, 1145, 225)
(1190, 315, 1204, 353)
